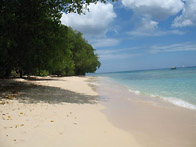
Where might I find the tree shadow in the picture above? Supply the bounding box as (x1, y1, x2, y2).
(0, 79, 98, 104)
(23, 77, 65, 81)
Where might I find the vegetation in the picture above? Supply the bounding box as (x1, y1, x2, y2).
(0, 0, 115, 78)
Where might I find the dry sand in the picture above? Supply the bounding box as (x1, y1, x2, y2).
(0, 76, 140, 147)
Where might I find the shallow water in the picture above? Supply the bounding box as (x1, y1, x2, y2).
(94, 67, 196, 110)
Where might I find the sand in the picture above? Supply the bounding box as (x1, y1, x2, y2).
(0, 76, 140, 147)
(98, 78, 196, 147)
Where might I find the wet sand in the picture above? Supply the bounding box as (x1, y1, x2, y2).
(97, 77, 196, 147)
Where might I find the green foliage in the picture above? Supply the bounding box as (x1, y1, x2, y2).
(0, 0, 103, 78)
(39, 70, 49, 77)
(10, 70, 18, 77)
(60, 0, 117, 14)
(70, 30, 101, 75)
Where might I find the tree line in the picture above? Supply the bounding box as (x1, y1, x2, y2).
(0, 0, 116, 78)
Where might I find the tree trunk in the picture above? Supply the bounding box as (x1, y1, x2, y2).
(19, 70, 23, 78)
(5, 69, 11, 78)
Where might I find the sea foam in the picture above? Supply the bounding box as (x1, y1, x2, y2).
(128, 88, 196, 111)
(162, 97, 196, 111)
(128, 89, 141, 95)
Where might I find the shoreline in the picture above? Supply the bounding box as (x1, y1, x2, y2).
(97, 76, 196, 111)
(128, 87, 196, 111)
(96, 76, 196, 147)
(0, 76, 140, 147)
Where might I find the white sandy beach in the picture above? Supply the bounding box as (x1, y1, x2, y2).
(0, 76, 140, 147)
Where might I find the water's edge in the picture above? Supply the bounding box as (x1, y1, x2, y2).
(97, 76, 196, 111)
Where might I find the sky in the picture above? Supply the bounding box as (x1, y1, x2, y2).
(61, 0, 196, 73)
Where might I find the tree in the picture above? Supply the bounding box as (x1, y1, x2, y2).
(0, 0, 108, 78)
(70, 30, 101, 75)
(48, 25, 76, 76)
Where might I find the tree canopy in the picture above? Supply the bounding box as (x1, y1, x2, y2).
(0, 0, 111, 78)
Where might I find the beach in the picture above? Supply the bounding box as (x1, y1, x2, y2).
(0, 76, 140, 147)
(97, 77, 196, 147)
(2, 1, 196, 147)
(1, 76, 196, 147)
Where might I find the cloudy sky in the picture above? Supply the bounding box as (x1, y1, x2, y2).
(61, 0, 196, 73)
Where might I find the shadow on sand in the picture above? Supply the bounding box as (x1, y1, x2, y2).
(0, 79, 98, 104)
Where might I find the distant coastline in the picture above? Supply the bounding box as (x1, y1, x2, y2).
(94, 65, 196, 75)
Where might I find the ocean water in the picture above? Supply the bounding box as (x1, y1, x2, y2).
(95, 67, 196, 110)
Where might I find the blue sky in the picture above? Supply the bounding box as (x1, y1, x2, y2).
(61, 0, 196, 73)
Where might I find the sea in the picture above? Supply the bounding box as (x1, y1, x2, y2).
(93, 66, 196, 111)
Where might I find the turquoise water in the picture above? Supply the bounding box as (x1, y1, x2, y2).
(95, 67, 196, 110)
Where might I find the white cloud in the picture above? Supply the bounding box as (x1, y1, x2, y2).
(173, 0, 196, 27)
(127, 17, 159, 36)
(121, 0, 185, 36)
(128, 29, 185, 37)
(122, 0, 184, 20)
(89, 38, 120, 48)
(139, 17, 158, 31)
(61, 2, 116, 37)
(149, 42, 196, 53)
(127, 17, 185, 37)
(96, 47, 140, 60)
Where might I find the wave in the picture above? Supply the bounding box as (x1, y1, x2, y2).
(128, 89, 141, 95)
(162, 97, 196, 111)
(128, 88, 196, 111)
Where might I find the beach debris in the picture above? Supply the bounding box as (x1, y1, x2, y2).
(51, 120, 54, 122)
(7, 116, 12, 120)
(73, 122, 77, 125)
(70, 112, 72, 114)
(21, 124, 24, 126)
(0, 101, 6, 105)
(13, 139, 16, 141)
(2, 113, 5, 115)
(20, 112, 23, 115)
(15, 125, 18, 128)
